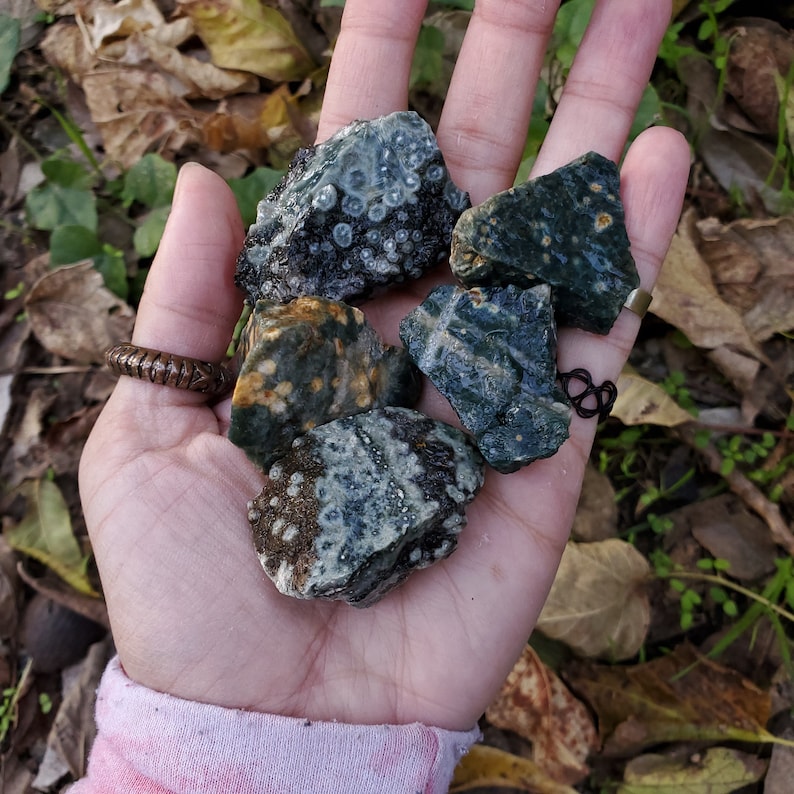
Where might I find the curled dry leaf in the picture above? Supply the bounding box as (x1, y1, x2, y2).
(571, 464, 618, 543)
(653, 210, 763, 396)
(25, 261, 135, 364)
(724, 19, 794, 139)
(613, 367, 694, 428)
(697, 214, 794, 343)
(618, 747, 767, 794)
(179, 0, 314, 82)
(569, 643, 773, 757)
(536, 539, 651, 661)
(450, 744, 578, 794)
(485, 644, 598, 785)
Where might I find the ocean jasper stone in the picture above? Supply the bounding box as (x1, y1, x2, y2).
(449, 151, 638, 334)
(235, 111, 470, 306)
(229, 297, 420, 471)
(248, 407, 485, 607)
(399, 283, 571, 473)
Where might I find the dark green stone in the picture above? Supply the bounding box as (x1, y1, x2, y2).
(229, 297, 420, 471)
(399, 283, 571, 473)
(449, 151, 638, 334)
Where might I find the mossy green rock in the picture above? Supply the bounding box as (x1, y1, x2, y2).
(400, 283, 571, 473)
(449, 151, 637, 334)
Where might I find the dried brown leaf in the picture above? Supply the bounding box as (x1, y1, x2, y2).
(569, 643, 773, 756)
(725, 19, 794, 138)
(450, 744, 578, 794)
(33, 638, 112, 787)
(82, 68, 201, 168)
(654, 211, 763, 356)
(613, 367, 694, 428)
(25, 261, 134, 364)
(697, 215, 794, 342)
(571, 464, 618, 543)
(202, 85, 308, 154)
(683, 494, 778, 582)
(121, 33, 259, 99)
(536, 539, 651, 661)
(485, 645, 598, 785)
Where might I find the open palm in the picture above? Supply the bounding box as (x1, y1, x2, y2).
(79, 0, 689, 732)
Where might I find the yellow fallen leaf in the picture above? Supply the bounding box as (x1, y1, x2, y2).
(536, 539, 650, 660)
(451, 745, 578, 794)
(179, 0, 314, 82)
(613, 367, 693, 428)
(4, 480, 98, 597)
(618, 747, 767, 793)
(485, 645, 598, 785)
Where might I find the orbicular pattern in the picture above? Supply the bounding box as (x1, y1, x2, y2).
(449, 151, 638, 334)
(235, 111, 469, 306)
(248, 407, 485, 607)
(229, 297, 420, 471)
(400, 283, 572, 473)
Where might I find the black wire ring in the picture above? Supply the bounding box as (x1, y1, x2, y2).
(558, 368, 617, 423)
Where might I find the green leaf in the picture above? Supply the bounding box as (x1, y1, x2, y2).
(410, 23, 445, 88)
(93, 245, 128, 300)
(133, 205, 171, 257)
(41, 156, 96, 190)
(228, 167, 285, 227)
(49, 225, 102, 265)
(0, 15, 20, 94)
(25, 184, 98, 232)
(122, 153, 177, 208)
(4, 480, 98, 597)
(550, 0, 596, 71)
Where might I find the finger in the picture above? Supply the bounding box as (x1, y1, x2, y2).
(315, 0, 428, 142)
(132, 163, 245, 364)
(556, 125, 691, 413)
(532, 0, 672, 176)
(437, 0, 562, 203)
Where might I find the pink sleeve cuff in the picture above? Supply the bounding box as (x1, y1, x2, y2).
(69, 657, 480, 793)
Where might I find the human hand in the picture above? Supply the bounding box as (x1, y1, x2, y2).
(79, 0, 689, 732)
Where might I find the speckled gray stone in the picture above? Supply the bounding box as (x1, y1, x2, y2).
(235, 111, 469, 306)
(399, 283, 571, 473)
(449, 151, 638, 334)
(229, 297, 420, 471)
(248, 406, 485, 607)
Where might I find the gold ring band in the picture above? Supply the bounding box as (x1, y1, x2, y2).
(622, 288, 653, 318)
(105, 343, 235, 398)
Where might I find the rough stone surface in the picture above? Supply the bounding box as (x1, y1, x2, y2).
(399, 283, 571, 473)
(248, 407, 485, 607)
(229, 297, 420, 471)
(235, 111, 469, 306)
(449, 151, 638, 334)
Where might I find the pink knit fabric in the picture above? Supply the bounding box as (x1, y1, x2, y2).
(69, 657, 480, 793)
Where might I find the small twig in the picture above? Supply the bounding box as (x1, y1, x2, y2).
(677, 425, 794, 557)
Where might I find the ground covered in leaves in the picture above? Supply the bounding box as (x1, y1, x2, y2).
(0, 0, 793, 791)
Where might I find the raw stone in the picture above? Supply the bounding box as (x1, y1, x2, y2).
(229, 297, 420, 471)
(449, 151, 638, 334)
(235, 111, 470, 306)
(399, 283, 572, 473)
(248, 406, 485, 607)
